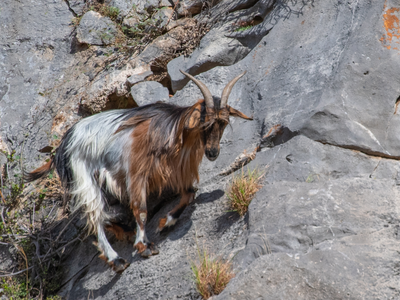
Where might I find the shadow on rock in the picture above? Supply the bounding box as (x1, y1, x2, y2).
(216, 211, 241, 234)
(196, 189, 225, 205)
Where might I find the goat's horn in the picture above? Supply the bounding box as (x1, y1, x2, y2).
(220, 71, 247, 108)
(180, 70, 214, 108)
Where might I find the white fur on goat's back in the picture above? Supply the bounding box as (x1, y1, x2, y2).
(65, 110, 133, 234)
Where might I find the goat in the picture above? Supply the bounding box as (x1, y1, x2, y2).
(24, 70, 252, 273)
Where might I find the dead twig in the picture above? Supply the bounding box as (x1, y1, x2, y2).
(39, 236, 82, 260)
(0, 266, 34, 278)
(165, 0, 180, 28)
(14, 243, 29, 294)
(0, 189, 5, 204)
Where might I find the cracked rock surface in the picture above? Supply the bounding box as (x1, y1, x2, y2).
(2, 0, 400, 299)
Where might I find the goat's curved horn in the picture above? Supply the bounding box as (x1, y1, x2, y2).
(220, 71, 247, 108)
(180, 70, 214, 108)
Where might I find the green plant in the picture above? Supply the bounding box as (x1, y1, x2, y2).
(190, 245, 234, 299)
(100, 5, 120, 20)
(226, 167, 263, 216)
(233, 20, 255, 32)
(1, 150, 25, 205)
(1, 277, 28, 300)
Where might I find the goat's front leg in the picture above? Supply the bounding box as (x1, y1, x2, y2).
(157, 187, 195, 232)
(131, 185, 159, 258)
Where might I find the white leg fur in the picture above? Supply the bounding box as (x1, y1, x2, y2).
(165, 214, 178, 227)
(97, 223, 119, 262)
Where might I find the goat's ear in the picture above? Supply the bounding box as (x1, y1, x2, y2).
(185, 104, 202, 129)
(227, 105, 253, 120)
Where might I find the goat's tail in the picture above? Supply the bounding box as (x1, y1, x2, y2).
(23, 159, 55, 183)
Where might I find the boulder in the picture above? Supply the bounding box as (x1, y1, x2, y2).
(177, 0, 205, 17)
(130, 81, 169, 105)
(76, 11, 118, 45)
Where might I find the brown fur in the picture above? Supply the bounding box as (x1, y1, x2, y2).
(158, 217, 167, 230)
(126, 103, 205, 208)
(135, 242, 147, 253)
(31, 160, 52, 174)
(170, 191, 194, 215)
(23, 160, 53, 182)
(105, 223, 126, 241)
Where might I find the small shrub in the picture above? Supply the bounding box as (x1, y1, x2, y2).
(226, 167, 263, 216)
(191, 246, 234, 299)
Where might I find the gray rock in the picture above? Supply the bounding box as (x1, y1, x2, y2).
(133, 0, 159, 14)
(0, 246, 15, 273)
(0, 0, 75, 172)
(107, 0, 135, 18)
(0, 151, 7, 166)
(153, 7, 175, 28)
(126, 69, 153, 86)
(217, 177, 400, 299)
(76, 11, 117, 45)
(159, 0, 174, 7)
(177, 0, 205, 16)
(130, 81, 169, 105)
(167, 24, 251, 92)
(67, 0, 86, 16)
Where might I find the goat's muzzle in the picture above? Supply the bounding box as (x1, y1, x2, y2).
(205, 148, 220, 161)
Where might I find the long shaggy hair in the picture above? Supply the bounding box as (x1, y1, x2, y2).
(26, 103, 204, 234)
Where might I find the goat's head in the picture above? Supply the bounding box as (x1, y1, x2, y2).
(181, 70, 253, 161)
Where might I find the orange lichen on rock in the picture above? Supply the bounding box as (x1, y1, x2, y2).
(381, 2, 400, 51)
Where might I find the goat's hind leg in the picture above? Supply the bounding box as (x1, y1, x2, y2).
(157, 188, 195, 232)
(94, 222, 130, 273)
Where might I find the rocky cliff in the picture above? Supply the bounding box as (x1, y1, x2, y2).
(2, 0, 400, 299)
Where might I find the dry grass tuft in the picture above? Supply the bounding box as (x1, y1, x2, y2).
(226, 167, 263, 216)
(191, 245, 234, 299)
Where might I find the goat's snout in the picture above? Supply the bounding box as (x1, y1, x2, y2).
(205, 147, 220, 161)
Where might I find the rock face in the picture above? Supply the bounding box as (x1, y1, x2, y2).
(2, 0, 400, 299)
(0, 0, 75, 168)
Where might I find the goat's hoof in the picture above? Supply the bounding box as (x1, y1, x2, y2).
(140, 248, 152, 258)
(109, 257, 130, 273)
(149, 243, 159, 255)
